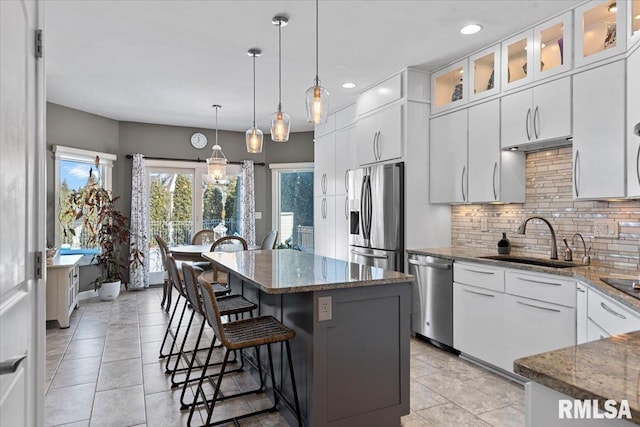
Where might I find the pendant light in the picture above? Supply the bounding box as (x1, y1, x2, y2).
(246, 48, 264, 153)
(207, 104, 227, 180)
(270, 15, 290, 142)
(305, 0, 329, 124)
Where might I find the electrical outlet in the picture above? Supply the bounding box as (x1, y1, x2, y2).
(318, 296, 332, 322)
(606, 220, 619, 238)
(594, 219, 619, 238)
(480, 218, 489, 232)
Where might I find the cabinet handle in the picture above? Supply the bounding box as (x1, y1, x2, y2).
(533, 106, 540, 139)
(515, 276, 562, 286)
(0, 354, 27, 376)
(409, 259, 452, 270)
(345, 169, 349, 193)
(492, 161, 498, 201)
(462, 267, 494, 275)
(463, 288, 495, 298)
(461, 166, 466, 202)
(600, 302, 626, 320)
(517, 300, 561, 313)
(574, 150, 580, 198)
(350, 249, 388, 260)
(321, 198, 326, 219)
(525, 108, 531, 141)
(636, 144, 640, 187)
(377, 131, 382, 160)
(372, 132, 378, 161)
(344, 197, 349, 220)
(374, 131, 381, 160)
(577, 287, 586, 293)
(323, 173, 327, 195)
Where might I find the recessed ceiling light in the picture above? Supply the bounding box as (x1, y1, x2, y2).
(460, 24, 483, 35)
(342, 82, 357, 89)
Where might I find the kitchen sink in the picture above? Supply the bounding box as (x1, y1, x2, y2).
(479, 255, 581, 269)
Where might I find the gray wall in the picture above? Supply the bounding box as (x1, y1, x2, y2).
(47, 102, 314, 251)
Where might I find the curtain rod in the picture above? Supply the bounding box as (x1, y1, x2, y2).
(125, 154, 265, 166)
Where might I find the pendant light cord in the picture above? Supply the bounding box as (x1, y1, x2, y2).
(252, 54, 256, 127)
(215, 106, 218, 147)
(278, 22, 282, 112)
(315, 0, 319, 84)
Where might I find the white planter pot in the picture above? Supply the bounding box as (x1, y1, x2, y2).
(98, 280, 121, 301)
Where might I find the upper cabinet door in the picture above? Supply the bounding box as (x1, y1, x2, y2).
(573, 60, 626, 199)
(533, 12, 573, 80)
(502, 30, 534, 91)
(531, 77, 572, 143)
(431, 59, 468, 113)
(429, 109, 468, 203)
(501, 88, 533, 149)
(334, 129, 352, 196)
(630, 0, 640, 46)
(469, 45, 500, 102)
(313, 134, 336, 197)
(468, 100, 500, 202)
(627, 46, 640, 197)
(575, 0, 627, 68)
(355, 104, 403, 166)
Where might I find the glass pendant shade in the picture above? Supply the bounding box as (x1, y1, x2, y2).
(270, 110, 290, 142)
(207, 144, 227, 180)
(246, 126, 264, 153)
(305, 83, 330, 124)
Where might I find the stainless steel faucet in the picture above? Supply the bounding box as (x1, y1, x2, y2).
(571, 233, 591, 265)
(516, 216, 558, 260)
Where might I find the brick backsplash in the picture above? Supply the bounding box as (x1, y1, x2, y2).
(451, 146, 640, 271)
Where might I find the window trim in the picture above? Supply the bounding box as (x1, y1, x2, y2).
(53, 145, 116, 250)
(269, 162, 314, 244)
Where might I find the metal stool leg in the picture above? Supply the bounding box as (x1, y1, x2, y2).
(285, 340, 302, 426)
(161, 297, 188, 362)
(159, 293, 182, 358)
(166, 308, 196, 374)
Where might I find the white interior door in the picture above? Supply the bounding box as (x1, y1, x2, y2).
(0, 1, 45, 426)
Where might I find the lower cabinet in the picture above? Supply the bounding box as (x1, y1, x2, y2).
(46, 256, 82, 328)
(503, 294, 575, 372)
(453, 282, 506, 369)
(587, 288, 640, 337)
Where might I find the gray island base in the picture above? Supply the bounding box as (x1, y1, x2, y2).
(202, 249, 413, 427)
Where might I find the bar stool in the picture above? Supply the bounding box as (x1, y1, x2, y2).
(188, 280, 302, 427)
(175, 264, 256, 404)
(154, 235, 172, 312)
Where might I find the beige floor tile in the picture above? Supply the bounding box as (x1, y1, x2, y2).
(478, 405, 526, 427)
(410, 356, 441, 379)
(62, 337, 105, 360)
(144, 389, 201, 427)
(97, 357, 143, 391)
(50, 356, 101, 389)
(90, 384, 146, 427)
(54, 420, 90, 427)
(140, 324, 169, 343)
(401, 411, 436, 426)
(417, 403, 492, 427)
(139, 311, 169, 327)
(44, 383, 95, 426)
(102, 336, 141, 362)
(410, 381, 448, 411)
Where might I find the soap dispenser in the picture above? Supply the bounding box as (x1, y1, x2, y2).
(497, 233, 511, 254)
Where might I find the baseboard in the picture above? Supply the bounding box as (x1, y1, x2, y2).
(459, 353, 527, 385)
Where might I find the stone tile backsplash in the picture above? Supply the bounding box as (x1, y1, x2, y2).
(451, 146, 640, 271)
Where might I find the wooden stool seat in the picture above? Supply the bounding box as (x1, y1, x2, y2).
(216, 295, 257, 317)
(197, 271, 230, 296)
(221, 316, 295, 351)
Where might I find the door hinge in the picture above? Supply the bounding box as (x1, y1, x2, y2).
(35, 251, 43, 279)
(35, 29, 43, 58)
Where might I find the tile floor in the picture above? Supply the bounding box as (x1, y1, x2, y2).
(45, 287, 525, 427)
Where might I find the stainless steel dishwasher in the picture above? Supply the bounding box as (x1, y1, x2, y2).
(408, 254, 454, 349)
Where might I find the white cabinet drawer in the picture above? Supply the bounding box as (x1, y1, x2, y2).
(453, 262, 505, 292)
(587, 318, 611, 342)
(356, 73, 403, 117)
(505, 271, 575, 307)
(587, 289, 640, 336)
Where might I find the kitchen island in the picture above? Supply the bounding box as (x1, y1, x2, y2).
(202, 249, 414, 427)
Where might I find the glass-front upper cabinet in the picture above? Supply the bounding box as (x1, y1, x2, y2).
(575, 0, 627, 67)
(534, 12, 572, 79)
(431, 59, 468, 113)
(502, 30, 534, 90)
(469, 45, 500, 101)
(630, 0, 640, 44)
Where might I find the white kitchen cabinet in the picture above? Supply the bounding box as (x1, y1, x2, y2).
(573, 60, 626, 199)
(334, 194, 350, 261)
(46, 255, 82, 328)
(356, 73, 403, 117)
(313, 195, 335, 258)
(587, 318, 611, 341)
(334, 128, 351, 196)
(468, 100, 525, 203)
(431, 59, 468, 112)
(627, 46, 640, 197)
(574, 0, 628, 68)
(501, 77, 572, 149)
(429, 109, 468, 203)
(502, 30, 534, 90)
(576, 282, 588, 345)
(314, 134, 336, 197)
(504, 294, 576, 373)
(587, 287, 640, 335)
(355, 104, 403, 166)
(453, 282, 506, 369)
(533, 12, 573, 80)
(469, 45, 500, 102)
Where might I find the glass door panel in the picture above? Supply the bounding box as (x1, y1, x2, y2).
(201, 173, 240, 240)
(277, 171, 314, 251)
(633, 0, 640, 37)
(539, 23, 564, 72)
(469, 45, 500, 101)
(502, 30, 533, 89)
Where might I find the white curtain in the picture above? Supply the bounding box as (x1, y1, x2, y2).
(129, 153, 149, 289)
(240, 160, 256, 246)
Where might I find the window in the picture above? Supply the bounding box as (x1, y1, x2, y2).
(54, 145, 116, 255)
(270, 163, 314, 251)
(146, 160, 242, 280)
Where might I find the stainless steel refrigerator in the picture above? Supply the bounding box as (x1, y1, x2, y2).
(348, 162, 404, 272)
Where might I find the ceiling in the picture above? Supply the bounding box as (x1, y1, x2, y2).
(46, 0, 582, 133)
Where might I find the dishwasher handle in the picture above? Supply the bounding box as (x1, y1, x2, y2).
(408, 259, 452, 270)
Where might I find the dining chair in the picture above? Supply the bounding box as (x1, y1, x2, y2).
(260, 230, 279, 250)
(191, 229, 216, 245)
(198, 235, 248, 288)
(154, 235, 171, 312)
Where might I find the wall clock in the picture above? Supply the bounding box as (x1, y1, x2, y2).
(190, 132, 207, 149)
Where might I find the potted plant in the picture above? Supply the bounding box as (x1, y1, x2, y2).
(64, 156, 143, 300)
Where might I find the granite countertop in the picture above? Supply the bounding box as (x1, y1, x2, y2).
(407, 247, 640, 313)
(47, 254, 84, 268)
(202, 249, 413, 294)
(514, 331, 640, 423)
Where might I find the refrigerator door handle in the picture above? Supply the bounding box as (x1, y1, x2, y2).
(350, 249, 389, 260)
